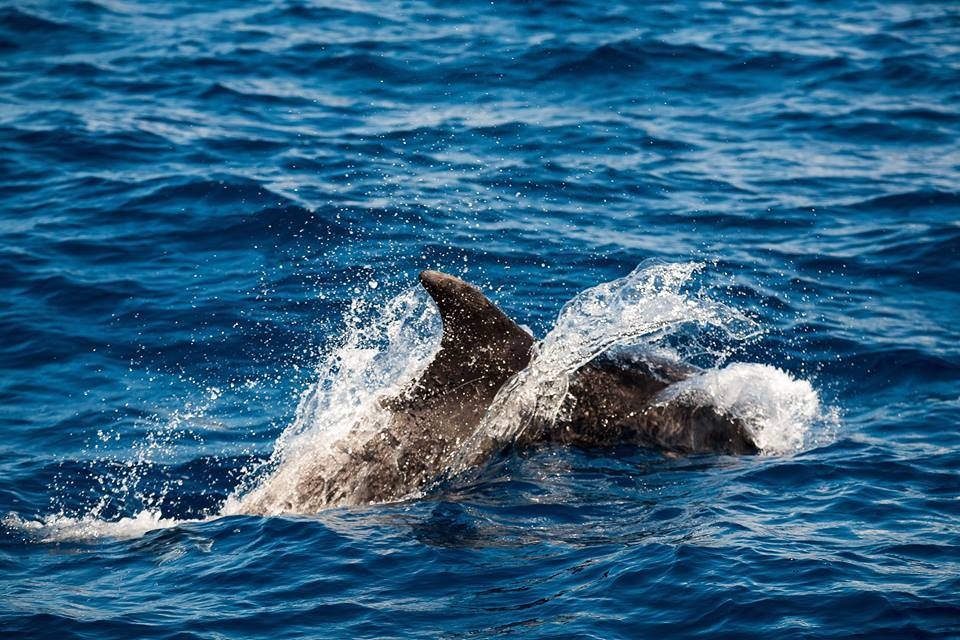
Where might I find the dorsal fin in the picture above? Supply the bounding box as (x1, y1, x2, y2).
(413, 270, 534, 397)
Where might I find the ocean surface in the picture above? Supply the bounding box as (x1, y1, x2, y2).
(2, 0, 959, 637)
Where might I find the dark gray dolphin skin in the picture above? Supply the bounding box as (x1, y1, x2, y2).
(255, 270, 757, 512)
(409, 270, 758, 457)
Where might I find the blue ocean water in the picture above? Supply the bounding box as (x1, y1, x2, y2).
(2, 0, 959, 637)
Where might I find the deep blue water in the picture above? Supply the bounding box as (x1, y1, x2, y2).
(2, 0, 960, 637)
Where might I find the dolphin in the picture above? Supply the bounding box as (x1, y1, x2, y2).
(238, 270, 757, 514)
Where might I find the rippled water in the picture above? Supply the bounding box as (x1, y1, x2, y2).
(2, 1, 959, 637)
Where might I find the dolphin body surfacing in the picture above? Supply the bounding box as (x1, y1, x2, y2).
(238, 270, 757, 515)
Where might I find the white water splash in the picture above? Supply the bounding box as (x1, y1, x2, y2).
(221, 286, 441, 515)
(9, 287, 442, 538)
(654, 363, 825, 454)
(450, 260, 762, 470)
(6, 386, 230, 542)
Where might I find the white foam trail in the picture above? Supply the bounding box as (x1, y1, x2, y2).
(4, 510, 202, 543)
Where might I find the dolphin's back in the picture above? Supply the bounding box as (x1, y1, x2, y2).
(554, 361, 759, 455)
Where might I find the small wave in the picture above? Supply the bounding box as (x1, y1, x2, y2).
(0, 7, 75, 34)
(851, 106, 960, 125)
(10, 126, 173, 164)
(252, 3, 397, 26)
(817, 120, 949, 144)
(23, 272, 149, 316)
(121, 176, 291, 211)
(198, 82, 315, 107)
(0, 317, 100, 370)
(763, 109, 955, 144)
(892, 15, 960, 32)
(306, 52, 411, 81)
(199, 202, 352, 251)
(849, 190, 960, 212)
(726, 50, 848, 75)
(48, 61, 108, 77)
(0, 6, 107, 53)
(828, 53, 948, 88)
(543, 39, 729, 77)
(70, 1, 116, 16)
